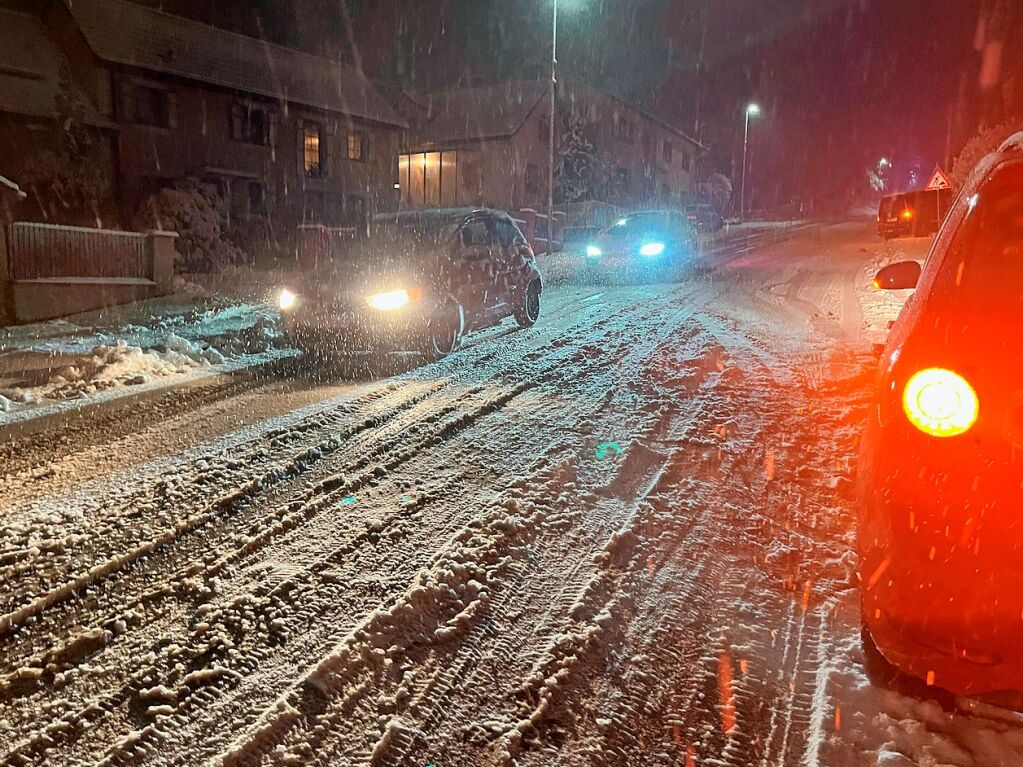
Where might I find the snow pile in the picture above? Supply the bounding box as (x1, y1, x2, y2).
(0, 300, 287, 419)
(3, 334, 227, 405)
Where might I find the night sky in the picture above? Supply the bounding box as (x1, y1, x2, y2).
(137, 0, 986, 209)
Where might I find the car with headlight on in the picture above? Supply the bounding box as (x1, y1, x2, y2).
(581, 210, 700, 281)
(859, 131, 1023, 701)
(278, 208, 542, 359)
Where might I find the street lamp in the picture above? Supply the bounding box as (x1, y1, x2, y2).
(546, 0, 561, 257)
(740, 103, 760, 221)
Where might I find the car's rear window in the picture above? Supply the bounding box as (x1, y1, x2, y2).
(932, 161, 1023, 309)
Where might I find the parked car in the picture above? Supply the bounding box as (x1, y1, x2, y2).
(279, 208, 542, 359)
(684, 203, 724, 232)
(859, 132, 1023, 700)
(877, 189, 954, 240)
(581, 210, 700, 280)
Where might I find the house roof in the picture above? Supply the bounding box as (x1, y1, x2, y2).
(0, 9, 106, 126)
(406, 80, 548, 147)
(64, 0, 406, 128)
(406, 76, 705, 151)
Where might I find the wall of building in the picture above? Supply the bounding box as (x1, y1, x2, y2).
(111, 68, 399, 231)
(401, 79, 701, 215)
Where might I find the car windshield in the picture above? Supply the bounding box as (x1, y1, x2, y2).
(606, 212, 678, 236)
(932, 162, 1023, 309)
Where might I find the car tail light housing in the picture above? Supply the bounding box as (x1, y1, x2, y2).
(900, 208, 914, 221)
(902, 367, 979, 437)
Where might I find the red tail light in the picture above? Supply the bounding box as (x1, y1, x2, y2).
(900, 209, 914, 221)
(902, 368, 979, 437)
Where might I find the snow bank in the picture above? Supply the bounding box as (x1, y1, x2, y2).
(0, 300, 286, 419)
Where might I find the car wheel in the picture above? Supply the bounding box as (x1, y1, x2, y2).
(428, 300, 464, 359)
(514, 279, 541, 328)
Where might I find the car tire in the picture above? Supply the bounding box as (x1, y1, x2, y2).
(428, 300, 464, 359)
(514, 279, 541, 328)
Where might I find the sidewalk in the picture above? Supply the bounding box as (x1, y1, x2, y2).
(0, 290, 291, 423)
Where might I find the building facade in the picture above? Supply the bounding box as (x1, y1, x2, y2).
(2, 0, 406, 261)
(396, 75, 706, 215)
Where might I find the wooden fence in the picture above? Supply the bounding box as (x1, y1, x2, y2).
(5, 222, 150, 280)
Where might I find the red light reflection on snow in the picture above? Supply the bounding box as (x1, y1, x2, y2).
(717, 651, 736, 734)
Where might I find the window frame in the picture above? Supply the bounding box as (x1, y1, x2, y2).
(122, 79, 177, 129)
(347, 131, 368, 162)
(231, 102, 274, 146)
(302, 121, 325, 178)
(524, 162, 541, 197)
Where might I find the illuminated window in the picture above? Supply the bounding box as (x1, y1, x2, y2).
(397, 151, 458, 207)
(303, 122, 322, 177)
(348, 132, 366, 162)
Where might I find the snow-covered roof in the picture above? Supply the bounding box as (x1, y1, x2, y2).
(406, 76, 705, 151)
(0, 9, 107, 126)
(64, 0, 407, 128)
(406, 80, 549, 146)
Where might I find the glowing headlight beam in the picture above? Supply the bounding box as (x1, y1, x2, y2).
(640, 242, 666, 257)
(586, 245, 602, 258)
(278, 288, 297, 310)
(366, 288, 418, 311)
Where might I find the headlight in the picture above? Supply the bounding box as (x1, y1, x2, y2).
(585, 245, 602, 258)
(902, 368, 978, 437)
(278, 288, 297, 311)
(640, 242, 665, 257)
(366, 288, 420, 311)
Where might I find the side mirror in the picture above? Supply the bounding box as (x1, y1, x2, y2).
(872, 260, 921, 290)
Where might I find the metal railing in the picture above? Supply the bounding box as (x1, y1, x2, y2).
(6, 222, 150, 280)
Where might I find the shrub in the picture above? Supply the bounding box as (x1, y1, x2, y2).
(133, 180, 245, 273)
(951, 121, 1022, 188)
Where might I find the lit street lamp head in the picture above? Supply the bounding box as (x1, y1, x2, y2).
(746, 103, 761, 116)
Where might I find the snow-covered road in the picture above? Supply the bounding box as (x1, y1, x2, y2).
(2, 222, 1020, 767)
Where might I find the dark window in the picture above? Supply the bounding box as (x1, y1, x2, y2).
(248, 181, 267, 217)
(348, 132, 367, 162)
(123, 82, 177, 128)
(231, 103, 272, 145)
(303, 122, 324, 177)
(663, 139, 673, 164)
(617, 167, 629, 187)
(661, 182, 671, 198)
(539, 113, 550, 143)
(614, 117, 634, 142)
(461, 219, 491, 247)
(525, 163, 541, 196)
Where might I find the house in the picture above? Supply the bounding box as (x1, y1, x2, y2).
(396, 75, 706, 214)
(8, 0, 407, 259)
(0, 5, 118, 227)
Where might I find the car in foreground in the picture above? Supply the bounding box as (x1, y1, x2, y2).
(581, 210, 700, 280)
(859, 131, 1023, 700)
(877, 189, 954, 240)
(278, 208, 542, 359)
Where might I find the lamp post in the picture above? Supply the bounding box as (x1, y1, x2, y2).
(546, 0, 559, 256)
(740, 102, 760, 221)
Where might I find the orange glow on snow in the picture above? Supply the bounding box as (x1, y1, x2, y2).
(717, 652, 737, 733)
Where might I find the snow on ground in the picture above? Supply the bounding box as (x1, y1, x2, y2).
(856, 235, 933, 339)
(1, 221, 1020, 767)
(0, 296, 288, 421)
